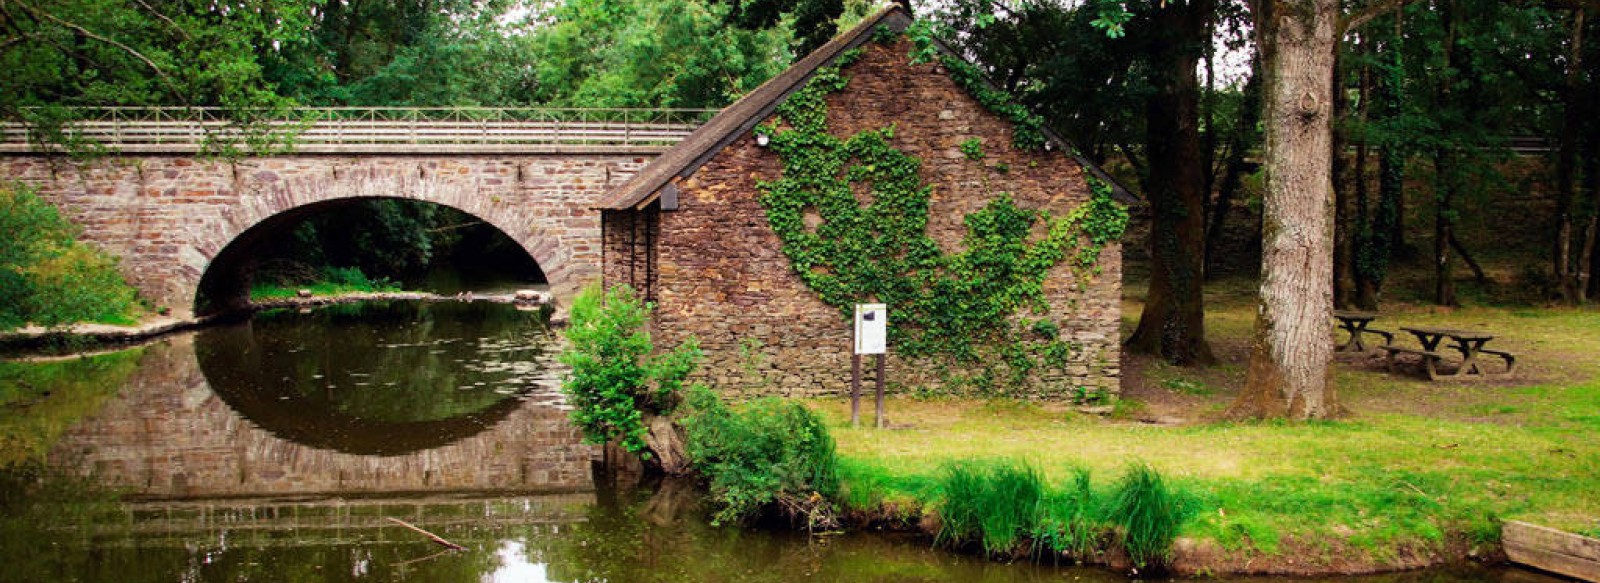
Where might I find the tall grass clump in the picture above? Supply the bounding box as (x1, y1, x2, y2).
(680, 386, 840, 528)
(934, 460, 1044, 556)
(1106, 462, 1194, 570)
(1033, 467, 1102, 561)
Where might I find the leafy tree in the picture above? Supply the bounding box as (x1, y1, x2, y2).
(719, 0, 893, 57)
(927, 0, 1226, 365)
(1228, 0, 1414, 418)
(526, 0, 793, 108)
(559, 284, 701, 457)
(261, 0, 539, 106)
(0, 184, 139, 330)
(0, 0, 308, 152)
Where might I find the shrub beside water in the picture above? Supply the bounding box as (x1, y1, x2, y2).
(1, 184, 140, 330)
(680, 386, 840, 528)
(559, 284, 700, 456)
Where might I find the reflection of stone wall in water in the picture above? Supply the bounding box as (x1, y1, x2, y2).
(49, 335, 596, 499)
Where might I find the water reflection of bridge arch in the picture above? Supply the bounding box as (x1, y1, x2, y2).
(50, 333, 596, 499)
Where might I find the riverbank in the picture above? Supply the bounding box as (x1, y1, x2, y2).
(811, 292, 1600, 577)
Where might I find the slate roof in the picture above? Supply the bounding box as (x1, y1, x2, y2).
(596, 5, 1134, 211)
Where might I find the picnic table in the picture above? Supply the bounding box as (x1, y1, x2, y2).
(1381, 326, 1517, 380)
(1333, 310, 1394, 352)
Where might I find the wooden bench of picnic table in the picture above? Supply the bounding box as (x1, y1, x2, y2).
(1382, 326, 1516, 381)
(1333, 310, 1394, 352)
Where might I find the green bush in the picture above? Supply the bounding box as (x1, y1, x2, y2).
(559, 283, 700, 456)
(1, 184, 139, 330)
(680, 386, 840, 528)
(934, 460, 1044, 556)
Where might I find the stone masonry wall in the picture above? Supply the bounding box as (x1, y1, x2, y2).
(0, 154, 651, 317)
(612, 40, 1122, 399)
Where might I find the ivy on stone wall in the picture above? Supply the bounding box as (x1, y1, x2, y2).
(754, 46, 1128, 393)
(898, 22, 1049, 151)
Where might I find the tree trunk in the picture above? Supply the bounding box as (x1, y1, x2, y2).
(1332, 50, 1355, 309)
(1433, 150, 1458, 306)
(1352, 36, 1375, 309)
(1228, 0, 1340, 419)
(1554, 8, 1585, 303)
(1359, 16, 1406, 309)
(1580, 135, 1593, 301)
(1204, 66, 1262, 279)
(1449, 232, 1486, 284)
(1126, 0, 1216, 366)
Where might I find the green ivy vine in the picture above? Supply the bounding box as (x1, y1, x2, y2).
(899, 21, 1049, 151)
(753, 45, 1129, 393)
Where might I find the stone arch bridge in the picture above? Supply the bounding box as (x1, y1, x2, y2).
(0, 107, 711, 318)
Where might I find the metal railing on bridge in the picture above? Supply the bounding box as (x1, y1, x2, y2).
(0, 107, 719, 154)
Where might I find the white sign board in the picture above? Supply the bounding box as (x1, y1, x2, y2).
(854, 304, 887, 355)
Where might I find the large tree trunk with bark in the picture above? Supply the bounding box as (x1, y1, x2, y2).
(1126, 0, 1216, 366)
(1228, 0, 1340, 420)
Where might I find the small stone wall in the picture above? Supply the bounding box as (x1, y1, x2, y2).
(604, 40, 1121, 399)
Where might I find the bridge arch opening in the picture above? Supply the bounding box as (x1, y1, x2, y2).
(196, 197, 546, 315)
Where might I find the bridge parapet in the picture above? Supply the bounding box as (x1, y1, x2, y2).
(1, 107, 714, 154)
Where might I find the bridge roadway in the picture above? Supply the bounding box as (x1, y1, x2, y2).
(0, 108, 713, 316)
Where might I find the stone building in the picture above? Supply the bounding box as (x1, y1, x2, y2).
(597, 6, 1134, 399)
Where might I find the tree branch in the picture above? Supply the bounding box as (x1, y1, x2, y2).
(0, 33, 39, 53)
(1341, 0, 1416, 35)
(11, 0, 176, 86)
(132, 0, 188, 39)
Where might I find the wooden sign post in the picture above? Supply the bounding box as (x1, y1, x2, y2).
(852, 304, 887, 428)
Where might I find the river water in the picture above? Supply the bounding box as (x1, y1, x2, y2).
(0, 302, 1562, 582)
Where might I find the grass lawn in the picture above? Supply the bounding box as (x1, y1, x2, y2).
(810, 276, 1600, 572)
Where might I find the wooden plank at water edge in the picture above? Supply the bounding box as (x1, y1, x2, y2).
(1503, 520, 1600, 582)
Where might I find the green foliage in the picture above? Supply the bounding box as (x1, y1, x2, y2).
(1072, 385, 1111, 405)
(2, 1, 306, 154)
(717, 0, 858, 57)
(527, 0, 793, 109)
(680, 387, 840, 527)
(928, 460, 1193, 565)
(934, 460, 1044, 555)
(559, 284, 701, 456)
(1033, 467, 1102, 560)
(249, 266, 401, 300)
(1106, 463, 1195, 569)
(0, 185, 140, 330)
(264, 0, 538, 107)
(959, 138, 986, 161)
(757, 57, 1127, 391)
